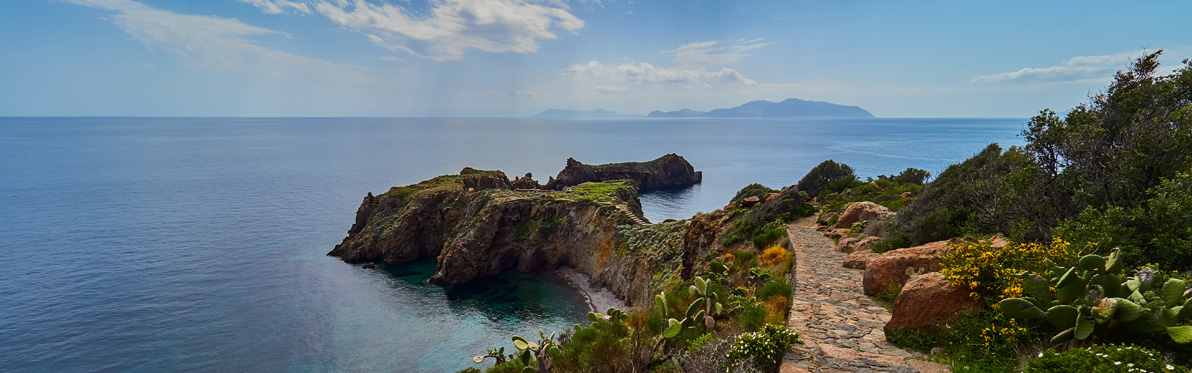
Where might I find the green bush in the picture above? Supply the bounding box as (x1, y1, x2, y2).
(454, 368, 481, 373)
(733, 183, 778, 204)
(725, 324, 803, 372)
(886, 329, 936, 354)
(756, 279, 792, 301)
(797, 160, 857, 198)
(721, 188, 813, 247)
(738, 302, 767, 332)
(1025, 345, 1190, 373)
(888, 167, 931, 185)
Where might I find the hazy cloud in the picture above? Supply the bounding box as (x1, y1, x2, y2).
(237, 0, 311, 15)
(971, 50, 1144, 83)
(565, 61, 757, 86)
(312, 0, 584, 62)
(463, 90, 536, 97)
(64, 0, 359, 77)
(661, 38, 771, 66)
(591, 86, 629, 93)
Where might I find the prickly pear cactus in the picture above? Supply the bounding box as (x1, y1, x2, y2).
(998, 249, 1192, 344)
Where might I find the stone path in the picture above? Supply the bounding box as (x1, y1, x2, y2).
(780, 217, 949, 373)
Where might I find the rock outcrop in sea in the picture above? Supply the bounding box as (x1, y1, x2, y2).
(543, 153, 702, 192)
(328, 156, 713, 306)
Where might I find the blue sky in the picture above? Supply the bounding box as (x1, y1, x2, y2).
(1, 0, 1189, 117)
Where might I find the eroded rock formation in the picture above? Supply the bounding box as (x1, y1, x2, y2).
(329, 159, 710, 306)
(543, 153, 703, 191)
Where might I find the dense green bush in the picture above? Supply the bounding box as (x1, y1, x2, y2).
(880, 144, 1053, 251)
(886, 167, 931, 185)
(721, 185, 813, 247)
(797, 160, 858, 198)
(1054, 171, 1192, 268)
(732, 183, 778, 203)
(756, 279, 792, 301)
(1025, 345, 1190, 373)
(738, 302, 767, 332)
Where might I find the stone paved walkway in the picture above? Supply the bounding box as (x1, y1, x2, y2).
(780, 217, 949, 373)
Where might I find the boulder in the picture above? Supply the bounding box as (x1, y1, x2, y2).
(862, 240, 951, 296)
(900, 192, 915, 199)
(843, 250, 878, 270)
(740, 196, 761, 208)
(764, 192, 780, 203)
(834, 202, 894, 229)
(362, 262, 377, 269)
(885, 272, 982, 333)
(854, 236, 881, 252)
(835, 237, 859, 252)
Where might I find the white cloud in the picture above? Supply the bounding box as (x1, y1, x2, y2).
(312, 0, 584, 62)
(971, 50, 1145, 83)
(64, 0, 360, 77)
(661, 38, 771, 66)
(591, 86, 629, 93)
(565, 61, 757, 86)
(237, 0, 311, 15)
(378, 56, 404, 62)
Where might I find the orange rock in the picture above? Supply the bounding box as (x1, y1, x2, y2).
(833, 202, 894, 229)
(862, 240, 951, 296)
(741, 196, 761, 208)
(843, 250, 879, 269)
(884, 272, 982, 333)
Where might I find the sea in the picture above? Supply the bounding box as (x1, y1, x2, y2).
(0, 117, 1026, 372)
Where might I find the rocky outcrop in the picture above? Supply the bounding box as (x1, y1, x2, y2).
(329, 165, 705, 307)
(511, 173, 542, 189)
(885, 272, 982, 333)
(842, 250, 878, 270)
(543, 154, 702, 192)
(834, 202, 894, 229)
(862, 240, 952, 296)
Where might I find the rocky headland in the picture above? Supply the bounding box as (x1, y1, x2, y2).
(328, 156, 711, 306)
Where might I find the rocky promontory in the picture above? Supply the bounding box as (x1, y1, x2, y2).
(328, 156, 715, 306)
(543, 153, 702, 191)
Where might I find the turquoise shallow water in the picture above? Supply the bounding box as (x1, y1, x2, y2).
(0, 117, 1025, 372)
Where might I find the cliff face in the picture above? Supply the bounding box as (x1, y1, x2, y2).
(328, 167, 697, 306)
(544, 153, 703, 192)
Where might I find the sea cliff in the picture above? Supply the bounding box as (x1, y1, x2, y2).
(328, 156, 713, 306)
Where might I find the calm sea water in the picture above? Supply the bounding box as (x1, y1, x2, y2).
(0, 117, 1025, 372)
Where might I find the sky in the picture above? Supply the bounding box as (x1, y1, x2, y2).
(1, 0, 1190, 117)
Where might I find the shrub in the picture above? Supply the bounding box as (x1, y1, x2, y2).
(726, 324, 803, 372)
(938, 310, 1031, 372)
(758, 246, 792, 271)
(756, 279, 792, 301)
(888, 167, 931, 185)
(733, 183, 778, 204)
(940, 238, 1079, 303)
(751, 224, 787, 249)
(453, 368, 481, 373)
(1025, 345, 1190, 373)
(886, 329, 936, 354)
(797, 160, 857, 198)
(738, 302, 767, 332)
(763, 295, 788, 325)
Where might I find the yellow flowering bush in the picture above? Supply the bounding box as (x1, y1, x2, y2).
(940, 237, 1080, 303)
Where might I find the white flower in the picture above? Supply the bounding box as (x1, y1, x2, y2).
(1037, 352, 1043, 357)
(1116, 362, 1122, 365)
(1167, 365, 1175, 370)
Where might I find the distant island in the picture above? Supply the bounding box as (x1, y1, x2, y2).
(529, 98, 874, 119)
(648, 98, 874, 118)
